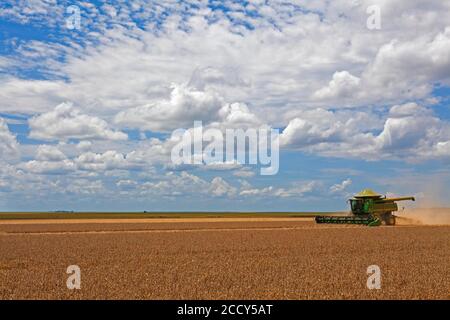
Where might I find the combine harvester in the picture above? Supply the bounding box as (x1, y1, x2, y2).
(315, 189, 415, 226)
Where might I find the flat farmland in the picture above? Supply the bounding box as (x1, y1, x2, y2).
(0, 217, 448, 299)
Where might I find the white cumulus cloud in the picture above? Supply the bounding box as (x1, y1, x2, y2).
(0, 118, 19, 160)
(29, 102, 127, 141)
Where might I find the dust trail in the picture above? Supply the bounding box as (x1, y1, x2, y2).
(394, 177, 450, 225)
(397, 208, 450, 226)
(397, 174, 450, 225)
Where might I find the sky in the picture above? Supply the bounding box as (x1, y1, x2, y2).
(0, 0, 449, 212)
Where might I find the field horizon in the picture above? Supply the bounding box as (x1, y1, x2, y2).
(0, 208, 448, 223)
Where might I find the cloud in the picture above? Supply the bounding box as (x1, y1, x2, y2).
(202, 161, 242, 171)
(280, 108, 378, 148)
(0, 56, 12, 68)
(29, 102, 128, 141)
(217, 102, 262, 128)
(0, 78, 67, 114)
(365, 27, 450, 90)
(0, 118, 19, 160)
(240, 186, 273, 196)
(19, 159, 76, 174)
(76, 141, 93, 152)
(388, 102, 431, 118)
(330, 178, 352, 193)
(65, 179, 104, 195)
(434, 141, 450, 157)
(16, 135, 174, 176)
(233, 168, 256, 178)
(188, 66, 248, 91)
(272, 181, 320, 198)
(140, 171, 208, 197)
(0, 1, 449, 118)
(313, 71, 361, 100)
(310, 27, 450, 106)
(75, 150, 138, 171)
(132, 171, 239, 198)
(280, 103, 450, 161)
(116, 179, 138, 190)
(374, 103, 450, 158)
(114, 84, 261, 132)
(19, 148, 153, 175)
(35, 145, 66, 161)
(209, 177, 237, 197)
(114, 84, 223, 132)
(239, 180, 319, 198)
(0, 0, 64, 26)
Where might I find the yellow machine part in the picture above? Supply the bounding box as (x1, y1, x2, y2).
(354, 188, 382, 198)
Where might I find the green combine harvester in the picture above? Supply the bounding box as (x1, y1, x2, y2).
(315, 189, 415, 226)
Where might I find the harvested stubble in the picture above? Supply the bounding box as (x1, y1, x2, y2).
(0, 219, 448, 299)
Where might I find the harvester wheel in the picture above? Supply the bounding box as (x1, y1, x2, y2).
(389, 215, 396, 226)
(384, 213, 396, 226)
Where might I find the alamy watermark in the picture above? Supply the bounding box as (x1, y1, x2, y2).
(66, 265, 81, 290)
(366, 265, 381, 290)
(66, 5, 81, 30)
(366, 5, 381, 30)
(170, 121, 279, 175)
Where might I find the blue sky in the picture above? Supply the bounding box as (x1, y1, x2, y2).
(0, 0, 449, 211)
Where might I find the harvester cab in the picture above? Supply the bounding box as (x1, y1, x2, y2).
(316, 189, 415, 226)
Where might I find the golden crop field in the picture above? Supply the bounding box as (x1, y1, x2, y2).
(0, 214, 449, 300)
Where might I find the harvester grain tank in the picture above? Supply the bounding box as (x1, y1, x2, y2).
(315, 189, 415, 226)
